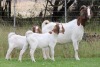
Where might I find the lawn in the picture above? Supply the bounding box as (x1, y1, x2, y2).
(0, 57, 100, 67)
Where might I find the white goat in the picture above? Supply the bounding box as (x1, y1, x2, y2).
(5, 32, 28, 61)
(26, 24, 64, 62)
(42, 5, 92, 60)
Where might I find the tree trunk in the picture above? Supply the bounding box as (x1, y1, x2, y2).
(0, 1, 2, 17)
(51, 0, 75, 22)
(0, 0, 2, 17)
(6, 1, 11, 18)
(52, 0, 60, 22)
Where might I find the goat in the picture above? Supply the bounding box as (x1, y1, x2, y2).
(5, 32, 28, 61)
(26, 24, 64, 62)
(42, 5, 93, 60)
(5, 25, 41, 61)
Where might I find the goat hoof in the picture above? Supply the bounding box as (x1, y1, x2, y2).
(43, 58, 47, 60)
(33, 61, 36, 62)
(18, 59, 22, 62)
(76, 58, 80, 60)
(51, 58, 55, 61)
(5, 58, 10, 60)
(32, 60, 36, 62)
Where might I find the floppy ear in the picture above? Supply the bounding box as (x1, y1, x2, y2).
(52, 24, 60, 34)
(77, 16, 86, 27)
(37, 27, 42, 33)
(62, 25, 65, 34)
(77, 17, 81, 26)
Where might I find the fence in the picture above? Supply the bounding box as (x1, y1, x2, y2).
(0, 0, 100, 59)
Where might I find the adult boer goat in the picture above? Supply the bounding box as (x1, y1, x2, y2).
(42, 5, 93, 60)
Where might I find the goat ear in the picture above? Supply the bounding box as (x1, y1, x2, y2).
(77, 17, 81, 26)
(53, 24, 59, 34)
(77, 16, 86, 27)
(62, 25, 65, 34)
(32, 26, 35, 32)
(38, 27, 42, 33)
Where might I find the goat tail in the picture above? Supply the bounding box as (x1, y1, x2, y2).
(8, 32, 16, 38)
(25, 30, 33, 37)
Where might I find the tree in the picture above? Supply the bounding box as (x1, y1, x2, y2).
(0, 1, 2, 17)
(43, 0, 77, 22)
(6, 0, 11, 18)
(0, 0, 11, 19)
(50, 0, 64, 22)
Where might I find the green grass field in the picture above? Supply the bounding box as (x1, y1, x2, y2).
(0, 58, 100, 67)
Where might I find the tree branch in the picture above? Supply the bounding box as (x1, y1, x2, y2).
(48, 0, 64, 7)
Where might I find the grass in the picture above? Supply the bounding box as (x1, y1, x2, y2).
(0, 57, 100, 67)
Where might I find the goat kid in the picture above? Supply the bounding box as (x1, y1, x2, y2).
(5, 32, 28, 61)
(42, 22, 65, 60)
(26, 24, 64, 62)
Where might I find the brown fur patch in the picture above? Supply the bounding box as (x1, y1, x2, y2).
(32, 25, 36, 32)
(61, 25, 65, 34)
(77, 16, 87, 27)
(32, 25, 41, 33)
(37, 27, 42, 33)
(52, 24, 60, 34)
